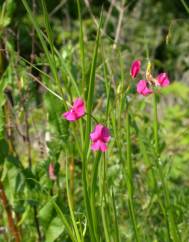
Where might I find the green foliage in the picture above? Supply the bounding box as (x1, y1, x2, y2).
(0, 0, 189, 241)
(45, 217, 64, 242)
(0, 139, 8, 163)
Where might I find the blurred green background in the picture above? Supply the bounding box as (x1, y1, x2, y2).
(0, 0, 189, 241)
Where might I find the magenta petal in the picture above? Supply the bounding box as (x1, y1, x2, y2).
(91, 140, 101, 151)
(130, 60, 141, 78)
(99, 141, 108, 152)
(142, 87, 153, 96)
(73, 98, 85, 118)
(102, 127, 111, 142)
(63, 110, 77, 121)
(63, 98, 85, 122)
(90, 124, 103, 142)
(91, 140, 107, 152)
(137, 80, 153, 96)
(75, 106, 85, 118)
(137, 80, 147, 93)
(162, 78, 170, 87)
(73, 98, 84, 109)
(48, 163, 57, 180)
(156, 73, 170, 87)
(90, 124, 110, 152)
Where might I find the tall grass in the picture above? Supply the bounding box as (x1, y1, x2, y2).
(0, 0, 188, 242)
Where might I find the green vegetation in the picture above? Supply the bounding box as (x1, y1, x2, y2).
(0, 0, 189, 241)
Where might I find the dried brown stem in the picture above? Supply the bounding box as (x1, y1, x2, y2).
(4, 100, 15, 154)
(0, 181, 21, 242)
(113, 3, 126, 49)
(33, 206, 42, 242)
(24, 109, 32, 168)
(30, 2, 42, 241)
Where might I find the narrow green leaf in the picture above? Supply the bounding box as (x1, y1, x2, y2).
(45, 217, 64, 242)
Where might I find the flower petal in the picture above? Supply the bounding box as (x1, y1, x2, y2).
(63, 110, 77, 121)
(73, 98, 85, 118)
(90, 124, 104, 142)
(90, 124, 110, 152)
(137, 80, 153, 96)
(137, 80, 147, 93)
(63, 98, 85, 122)
(48, 163, 57, 180)
(99, 141, 108, 152)
(142, 87, 153, 96)
(91, 140, 107, 152)
(130, 60, 141, 78)
(102, 127, 111, 143)
(75, 105, 85, 118)
(73, 98, 84, 109)
(156, 73, 170, 87)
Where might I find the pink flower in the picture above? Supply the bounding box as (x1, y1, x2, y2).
(136, 80, 153, 96)
(63, 98, 85, 122)
(48, 163, 57, 181)
(130, 60, 141, 78)
(156, 73, 170, 87)
(90, 124, 111, 152)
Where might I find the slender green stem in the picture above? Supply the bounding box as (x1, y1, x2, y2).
(99, 154, 111, 242)
(153, 94, 159, 155)
(101, 42, 111, 122)
(52, 201, 77, 242)
(66, 159, 82, 242)
(85, 112, 99, 124)
(82, 12, 103, 242)
(81, 155, 96, 242)
(126, 111, 140, 242)
(126, 113, 133, 197)
(22, 0, 65, 103)
(111, 188, 120, 242)
(153, 94, 180, 242)
(180, 0, 189, 13)
(90, 152, 101, 241)
(76, 0, 86, 95)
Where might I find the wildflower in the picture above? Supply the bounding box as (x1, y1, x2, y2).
(90, 124, 111, 152)
(136, 62, 170, 96)
(63, 98, 85, 122)
(48, 163, 57, 181)
(136, 80, 153, 96)
(156, 73, 170, 87)
(130, 60, 141, 78)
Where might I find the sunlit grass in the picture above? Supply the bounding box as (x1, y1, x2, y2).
(0, 0, 189, 242)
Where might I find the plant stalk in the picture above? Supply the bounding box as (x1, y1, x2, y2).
(126, 111, 140, 242)
(0, 181, 21, 242)
(153, 94, 180, 242)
